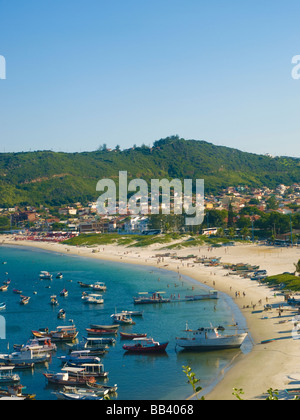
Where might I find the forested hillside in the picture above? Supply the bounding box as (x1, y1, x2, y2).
(0, 136, 299, 207)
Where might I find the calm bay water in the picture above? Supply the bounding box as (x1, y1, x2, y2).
(0, 245, 251, 400)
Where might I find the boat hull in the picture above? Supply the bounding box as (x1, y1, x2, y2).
(176, 333, 247, 351)
(123, 342, 168, 353)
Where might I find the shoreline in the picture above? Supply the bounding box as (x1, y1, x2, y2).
(1, 236, 300, 400)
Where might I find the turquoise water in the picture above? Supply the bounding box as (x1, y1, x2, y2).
(0, 245, 251, 400)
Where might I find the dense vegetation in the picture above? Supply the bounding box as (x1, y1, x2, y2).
(0, 136, 299, 207)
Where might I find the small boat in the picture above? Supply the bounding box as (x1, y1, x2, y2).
(111, 313, 135, 325)
(66, 363, 108, 379)
(0, 367, 20, 385)
(60, 385, 109, 398)
(120, 310, 144, 317)
(82, 294, 104, 304)
(86, 328, 118, 337)
(32, 325, 78, 343)
(0, 285, 8, 292)
(0, 384, 36, 400)
(87, 382, 118, 394)
(20, 296, 30, 305)
(91, 282, 107, 292)
(14, 337, 57, 354)
(56, 273, 63, 279)
(175, 325, 248, 351)
(43, 367, 97, 386)
(80, 336, 116, 346)
(123, 338, 169, 353)
(3, 280, 11, 286)
(59, 351, 102, 366)
(0, 302, 6, 310)
(57, 309, 66, 319)
(120, 332, 147, 340)
(60, 289, 68, 297)
(50, 295, 59, 306)
(78, 281, 92, 288)
(54, 390, 104, 400)
(0, 349, 51, 365)
(89, 324, 119, 331)
(39, 271, 53, 280)
(13, 289, 22, 295)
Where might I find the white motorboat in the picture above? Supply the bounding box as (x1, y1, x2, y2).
(39, 271, 53, 280)
(176, 325, 247, 351)
(0, 349, 51, 365)
(0, 367, 20, 385)
(91, 282, 107, 292)
(82, 293, 104, 304)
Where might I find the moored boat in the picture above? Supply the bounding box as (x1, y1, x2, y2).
(20, 296, 30, 305)
(82, 293, 104, 304)
(60, 289, 68, 297)
(86, 328, 118, 336)
(57, 309, 66, 319)
(43, 367, 97, 386)
(39, 271, 53, 280)
(122, 337, 169, 353)
(0, 302, 6, 310)
(120, 332, 147, 340)
(175, 325, 248, 351)
(0, 367, 20, 385)
(111, 313, 135, 325)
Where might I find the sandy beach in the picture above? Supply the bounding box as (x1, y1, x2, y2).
(1, 235, 300, 400)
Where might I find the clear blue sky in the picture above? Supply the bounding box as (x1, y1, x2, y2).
(0, 0, 300, 157)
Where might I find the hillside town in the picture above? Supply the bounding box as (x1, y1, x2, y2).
(0, 182, 299, 244)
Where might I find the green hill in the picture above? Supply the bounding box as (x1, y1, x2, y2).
(0, 136, 299, 207)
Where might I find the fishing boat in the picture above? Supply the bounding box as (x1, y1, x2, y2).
(87, 382, 118, 394)
(133, 291, 171, 305)
(78, 281, 92, 288)
(175, 325, 248, 351)
(60, 385, 109, 398)
(122, 337, 169, 353)
(91, 282, 107, 292)
(50, 295, 59, 306)
(54, 390, 104, 400)
(0, 285, 8, 292)
(56, 273, 63, 279)
(68, 338, 109, 355)
(0, 303, 6, 310)
(0, 367, 20, 385)
(0, 384, 36, 400)
(39, 271, 53, 280)
(120, 332, 147, 340)
(82, 293, 104, 304)
(0, 349, 51, 365)
(14, 338, 57, 354)
(20, 296, 30, 305)
(66, 363, 108, 379)
(60, 289, 68, 297)
(59, 351, 102, 366)
(57, 309, 66, 319)
(111, 313, 135, 325)
(32, 325, 78, 342)
(89, 324, 119, 331)
(120, 310, 143, 317)
(86, 328, 118, 337)
(79, 336, 116, 346)
(13, 289, 22, 295)
(43, 367, 97, 386)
